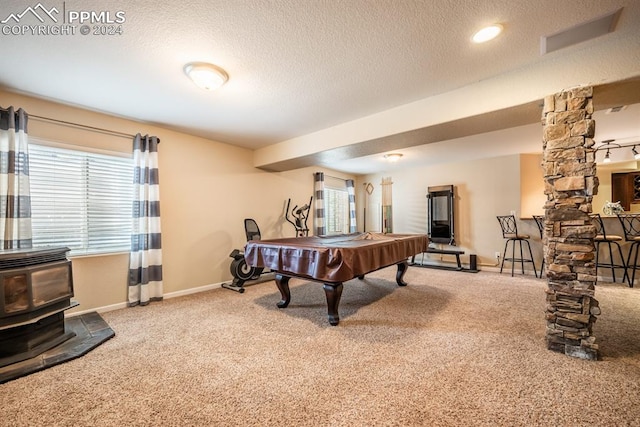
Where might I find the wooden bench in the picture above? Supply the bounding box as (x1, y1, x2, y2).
(411, 248, 477, 272)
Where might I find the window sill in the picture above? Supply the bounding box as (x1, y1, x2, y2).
(68, 250, 129, 260)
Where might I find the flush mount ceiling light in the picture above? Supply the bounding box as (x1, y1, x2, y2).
(384, 153, 403, 162)
(184, 62, 228, 91)
(472, 24, 503, 43)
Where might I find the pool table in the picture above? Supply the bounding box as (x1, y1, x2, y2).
(243, 232, 429, 325)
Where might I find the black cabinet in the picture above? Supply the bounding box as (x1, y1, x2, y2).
(612, 172, 640, 211)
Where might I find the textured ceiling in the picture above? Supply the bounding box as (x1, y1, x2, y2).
(270, 77, 640, 173)
(0, 0, 639, 171)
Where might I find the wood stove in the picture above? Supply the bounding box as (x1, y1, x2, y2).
(0, 247, 78, 368)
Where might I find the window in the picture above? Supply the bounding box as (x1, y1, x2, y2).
(324, 177, 349, 235)
(29, 142, 133, 256)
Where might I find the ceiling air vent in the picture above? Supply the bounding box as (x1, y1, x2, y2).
(605, 105, 628, 114)
(540, 8, 622, 55)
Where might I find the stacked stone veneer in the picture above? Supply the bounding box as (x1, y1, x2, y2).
(542, 86, 600, 360)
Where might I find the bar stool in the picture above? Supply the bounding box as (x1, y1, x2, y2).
(496, 215, 537, 278)
(616, 213, 640, 288)
(532, 215, 545, 276)
(589, 213, 627, 284)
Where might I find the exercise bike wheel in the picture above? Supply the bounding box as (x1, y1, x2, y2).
(230, 257, 258, 281)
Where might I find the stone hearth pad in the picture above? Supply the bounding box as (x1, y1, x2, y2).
(0, 312, 114, 384)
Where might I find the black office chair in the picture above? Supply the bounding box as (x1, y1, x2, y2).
(497, 215, 537, 277)
(532, 215, 545, 276)
(616, 213, 640, 287)
(590, 213, 627, 284)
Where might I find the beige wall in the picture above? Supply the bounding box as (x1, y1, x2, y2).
(519, 154, 640, 219)
(365, 151, 637, 274)
(357, 155, 537, 268)
(2, 90, 353, 313)
(519, 153, 545, 218)
(0, 89, 558, 309)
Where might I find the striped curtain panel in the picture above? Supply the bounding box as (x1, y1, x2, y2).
(0, 106, 32, 249)
(313, 172, 325, 236)
(128, 134, 163, 307)
(346, 179, 357, 233)
(381, 176, 393, 233)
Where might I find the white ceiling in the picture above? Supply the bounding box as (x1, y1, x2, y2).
(329, 103, 640, 174)
(1, 0, 639, 173)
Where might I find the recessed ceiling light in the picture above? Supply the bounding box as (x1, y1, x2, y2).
(472, 24, 503, 43)
(184, 62, 228, 91)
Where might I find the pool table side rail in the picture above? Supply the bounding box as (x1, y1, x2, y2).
(244, 233, 428, 283)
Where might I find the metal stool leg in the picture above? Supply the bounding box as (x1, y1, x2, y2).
(511, 239, 516, 277)
(594, 241, 601, 284)
(524, 239, 537, 278)
(606, 241, 617, 282)
(500, 238, 538, 277)
(630, 242, 639, 288)
(615, 241, 629, 284)
(625, 241, 638, 288)
(500, 241, 508, 274)
(594, 240, 628, 284)
(519, 240, 525, 275)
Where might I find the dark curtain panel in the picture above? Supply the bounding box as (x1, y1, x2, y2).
(381, 177, 393, 233)
(128, 134, 163, 306)
(314, 172, 325, 236)
(0, 106, 32, 249)
(346, 179, 357, 233)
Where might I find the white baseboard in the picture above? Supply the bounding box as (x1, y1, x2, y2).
(67, 301, 128, 317)
(163, 281, 222, 299)
(67, 281, 224, 317)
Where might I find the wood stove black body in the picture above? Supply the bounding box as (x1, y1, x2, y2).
(0, 247, 77, 368)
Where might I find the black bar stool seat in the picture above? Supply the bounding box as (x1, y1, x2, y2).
(590, 213, 627, 284)
(497, 215, 537, 278)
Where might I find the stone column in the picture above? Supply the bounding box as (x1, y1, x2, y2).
(541, 86, 600, 360)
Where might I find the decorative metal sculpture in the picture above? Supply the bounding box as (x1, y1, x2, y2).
(602, 200, 624, 216)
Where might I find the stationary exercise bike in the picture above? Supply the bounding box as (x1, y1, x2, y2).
(285, 197, 312, 237)
(221, 218, 265, 293)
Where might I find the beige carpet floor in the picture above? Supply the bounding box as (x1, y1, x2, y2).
(1, 268, 639, 426)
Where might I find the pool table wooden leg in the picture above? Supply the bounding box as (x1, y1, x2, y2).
(275, 274, 291, 308)
(396, 261, 408, 286)
(323, 282, 343, 326)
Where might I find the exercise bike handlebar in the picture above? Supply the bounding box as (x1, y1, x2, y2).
(285, 196, 313, 235)
(285, 198, 295, 228)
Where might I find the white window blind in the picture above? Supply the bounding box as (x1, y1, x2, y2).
(324, 177, 349, 235)
(29, 143, 133, 255)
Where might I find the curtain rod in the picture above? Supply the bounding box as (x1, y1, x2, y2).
(326, 174, 346, 181)
(316, 173, 351, 181)
(30, 114, 136, 140)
